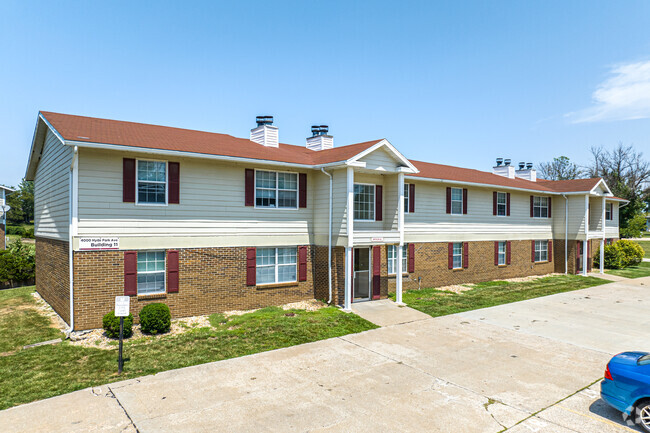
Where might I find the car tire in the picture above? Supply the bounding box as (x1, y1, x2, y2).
(635, 400, 650, 433)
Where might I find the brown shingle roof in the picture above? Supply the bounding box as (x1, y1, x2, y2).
(536, 178, 602, 192)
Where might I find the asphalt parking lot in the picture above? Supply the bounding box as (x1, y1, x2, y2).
(2, 276, 649, 432)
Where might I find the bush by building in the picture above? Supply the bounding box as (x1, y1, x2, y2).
(102, 311, 134, 338)
(139, 303, 171, 334)
(594, 239, 644, 270)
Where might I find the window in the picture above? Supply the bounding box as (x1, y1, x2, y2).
(137, 160, 167, 204)
(256, 247, 297, 285)
(497, 241, 506, 265)
(387, 245, 408, 274)
(404, 184, 410, 213)
(534, 240, 548, 262)
(605, 203, 613, 220)
(451, 188, 463, 215)
(452, 242, 463, 269)
(354, 184, 375, 221)
(137, 251, 166, 295)
(496, 192, 507, 216)
(255, 171, 298, 209)
(533, 196, 549, 218)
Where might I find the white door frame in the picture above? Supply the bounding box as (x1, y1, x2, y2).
(353, 247, 372, 301)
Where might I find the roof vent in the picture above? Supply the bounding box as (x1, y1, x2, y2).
(306, 124, 333, 151)
(518, 162, 525, 170)
(493, 157, 515, 179)
(496, 158, 504, 167)
(504, 159, 511, 166)
(250, 115, 279, 148)
(515, 162, 537, 182)
(526, 162, 533, 169)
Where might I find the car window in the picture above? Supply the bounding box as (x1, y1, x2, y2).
(639, 355, 650, 366)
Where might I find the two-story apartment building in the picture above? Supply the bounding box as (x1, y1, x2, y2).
(25, 112, 626, 330)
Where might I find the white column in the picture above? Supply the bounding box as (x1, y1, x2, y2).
(582, 240, 588, 276)
(599, 240, 605, 274)
(396, 245, 403, 304)
(396, 173, 405, 304)
(345, 167, 354, 310)
(583, 194, 589, 276)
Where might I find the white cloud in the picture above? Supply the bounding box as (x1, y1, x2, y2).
(567, 60, 650, 123)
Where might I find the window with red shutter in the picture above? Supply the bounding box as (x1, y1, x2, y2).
(462, 189, 468, 214)
(493, 192, 497, 216)
(124, 251, 137, 296)
(506, 241, 511, 265)
(298, 246, 307, 281)
(463, 242, 469, 268)
(375, 185, 383, 221)
(409, 184, 415, 213)
(506, 193, 511, 216)
(447, 243, 453, 269)
(494, 241, 499, 265)
(446, 187, 451, 214)
(548, 241, 553, 263)
(530, 196, 534, 217)
(167, 250, 179, 293)
(299, 173, 307, 208)
(548, 198, 552, 218)
(531, 240, 535, 262)
(123, 158, 136, 203)
(246, 247, 256, 285)
(408, 244, 415, 273)
(245, 169, 254, 206)
(168, 162, 180, 204)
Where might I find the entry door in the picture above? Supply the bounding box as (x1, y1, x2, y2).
(576, 242, 583, 274)
(353, 248, 371, 300)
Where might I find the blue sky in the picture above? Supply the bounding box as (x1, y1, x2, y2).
(2, 0, 650, 186)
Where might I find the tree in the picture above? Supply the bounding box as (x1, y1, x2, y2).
(5, 179, 34, 225)
(587, 143, 650, 233)
(537, 156, 582, 180)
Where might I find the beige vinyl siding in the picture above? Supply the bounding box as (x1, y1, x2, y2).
(358, 147, 399, 171)
(34, 129, 71, 240)
(404, 183, 553, 242)
(77, 149, 314, 241)
(605, 201, 619, 237)
(383, 174, 399, 231)
(312, 168, 349, 246)
(552, 195, 586, 240)
(589, 196, 604, 232)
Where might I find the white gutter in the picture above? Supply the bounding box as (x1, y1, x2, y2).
(67, 146, 79, 332)
(404, 175, 562, 195)
(320, 168, 333, 304)
(562, 194, 568, 274)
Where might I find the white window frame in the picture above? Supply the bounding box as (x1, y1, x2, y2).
(136, 159, 168, 206)
(404, 183, 410, 214)
(605, 203, 613, 220)
(452, 242, 463, 269)
(255, 247, 298, 285)
(254, 169, 299, 210)
(451, 187, 463, 215)
(387, 244, 408, 275)
(354, 183, 375, 221)
(532, 196, 549, 218)
(498, 241, 507, 266)
(534, 240, 548, 263)
(137, 250, 166, 295)
(496, 192, 507, 217)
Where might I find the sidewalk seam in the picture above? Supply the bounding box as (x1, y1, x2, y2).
(108, 386, 140, 433)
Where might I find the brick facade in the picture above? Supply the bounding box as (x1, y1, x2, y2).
(35, 237, 70, 324)
(73, 245, 317, 330)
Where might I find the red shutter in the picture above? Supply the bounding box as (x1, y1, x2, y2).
(506, 193, 511, 216)
(350, 250, 354, 304)
(168, 162, 180, 204)
(448, 243, 453, 269)
(375, 185, 383, 221)
(408, 243, 415, 273)
(245, 169, 255, 206)
(531, 240, 536, 262)
(124, 251, 137, 296)
(246, 247, 256, 286)
(548, 241, 553, 263)
(298, 246, 307, 281)
(299, 173, 307, 208)
(463, 242, 469, 268)
(446, 187, 451, 214)
(494, 241, 499, 265)
(167, 250, 179, 293)
(123, 158, 136, 203)
(493, 192, 497, 216)
(372, 246, 381, 300)
(462, 188, 468, 214)
(409, 184, 415, 213)
(548, 197, 552, 218)
(506, 241, 512, 265)
(530, 196, 534, 217)
(587, 240, 592, 271)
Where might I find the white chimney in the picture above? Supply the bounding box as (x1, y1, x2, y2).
(493, 158, 515, 179)
(250, 116, 279, 148)
(306, 125, 333, 151)
(515, 162, 537, 182)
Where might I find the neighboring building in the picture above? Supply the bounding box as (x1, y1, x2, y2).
(0, 185, 15, 249)
(25, 112, 627, 330)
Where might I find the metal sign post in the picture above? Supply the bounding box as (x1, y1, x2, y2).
(114, 296, 130, 374)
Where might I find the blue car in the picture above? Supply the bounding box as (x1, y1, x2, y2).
(601, 351, 650, 432)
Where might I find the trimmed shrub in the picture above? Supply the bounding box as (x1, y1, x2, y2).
(0, 239, 35, 287)
(23, 227, 35, 239)
(594, 244, 624, 270)
(139, 303, 171, 334)
(5, 226, 25, 236)
(102, 311, 134, 338)
(617, 239, 644, 267)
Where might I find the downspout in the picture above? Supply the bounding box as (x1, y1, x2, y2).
(68, 146, 78, 333)
(562, 194, 568, 274)
(320, 168, 333, 304)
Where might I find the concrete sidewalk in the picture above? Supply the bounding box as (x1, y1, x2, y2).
(2, 278, 648, 432)
(350, 299, 431, 326)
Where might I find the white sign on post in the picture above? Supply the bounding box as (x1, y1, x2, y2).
(115, 296, 130, 317)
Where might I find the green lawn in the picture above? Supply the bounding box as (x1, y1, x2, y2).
(637, 240, 650, 259)
(606, 261, 650, 279)
(0, 287, 377, 410)
(391, 275, 608, 318)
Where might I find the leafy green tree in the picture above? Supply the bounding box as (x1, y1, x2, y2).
(0, 239, 35, 287)
(537, 156, 582, 180)
(5, 179, 34, 225)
